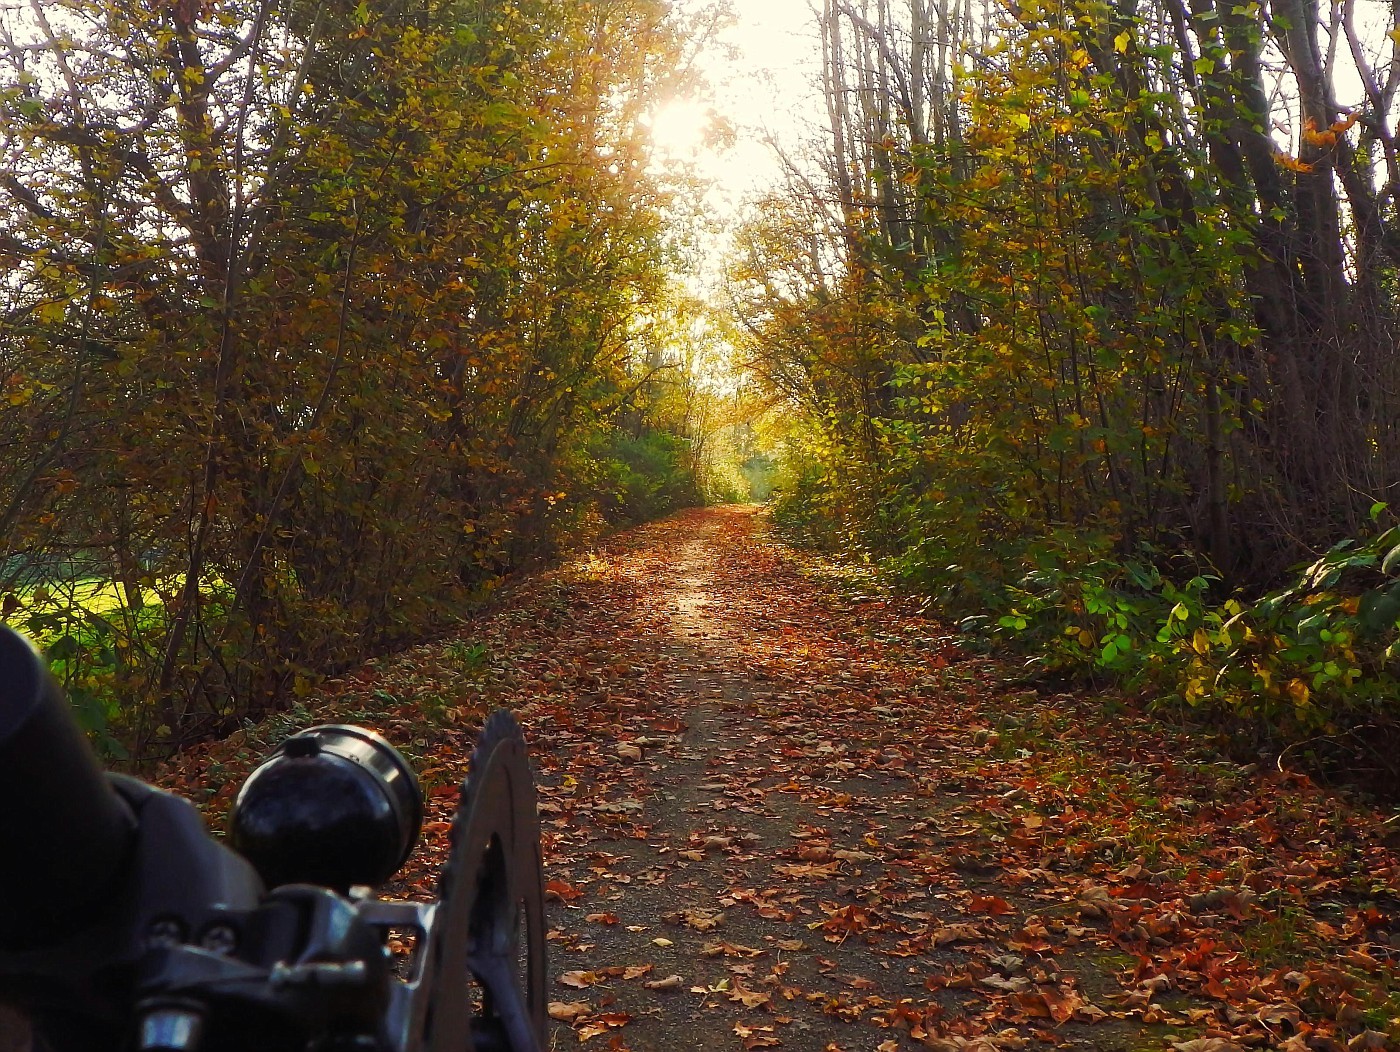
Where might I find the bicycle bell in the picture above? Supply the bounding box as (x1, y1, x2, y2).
(229, 724, 423, 892)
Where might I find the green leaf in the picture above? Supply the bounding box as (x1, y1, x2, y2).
(1382, 543, 1400, 576)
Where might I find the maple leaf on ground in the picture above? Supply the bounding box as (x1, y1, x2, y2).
(968, 894, 1015, 916)
(545, 878, 584, 902)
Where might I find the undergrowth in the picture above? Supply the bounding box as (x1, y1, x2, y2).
(772, 481, 1400, 797)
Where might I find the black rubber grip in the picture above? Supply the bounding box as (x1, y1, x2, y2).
(0, 624, 136, 947)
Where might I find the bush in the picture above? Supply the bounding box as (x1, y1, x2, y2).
(966, 519, 1400, 746)
(589, 429, 702, 526)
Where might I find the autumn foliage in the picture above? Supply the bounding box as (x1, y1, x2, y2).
(0, 0, 704, 751)
(731, 0, 1400, 774)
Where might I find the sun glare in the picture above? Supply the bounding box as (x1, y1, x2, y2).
(647, 98, 710, 160)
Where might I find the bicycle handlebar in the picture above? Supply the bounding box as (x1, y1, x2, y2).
(0, 624, 542, 1052)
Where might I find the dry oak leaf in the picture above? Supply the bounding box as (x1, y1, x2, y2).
(558, 970, 603, 989)
(775, 862, 842, 879)
(932, 923, 986, 946)
(644, 974, 684, 991)
(547, 1001, 590, 1022)
(702, 941, 765, 958)
(921, 1038, 1024, 1052)
(833, 849, 877, 862)
(1170, 1041, 1247, 1052)
(576, 1012, 631, 1042)
(735, 1023, 781, 1049)
(729, 980, 773, 1009)
(1347, 1033, 1392, 1052)
(1016, 986, 1082, 1023)
(665, 908, 724, 932)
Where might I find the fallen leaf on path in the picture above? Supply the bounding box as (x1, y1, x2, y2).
(728, 980, 772, 1008)
(547, 1001, 590, 1022)
(735, 1023, 781, 1048)
(558, 970, 602, 989)
(968, 894, 1014, 916)
(576, 1011, 631, 1041)
(545, 879, 583, 902)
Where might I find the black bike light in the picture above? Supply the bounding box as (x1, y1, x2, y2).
(0, 625, 137, 947)
(229, 725, 422, 892)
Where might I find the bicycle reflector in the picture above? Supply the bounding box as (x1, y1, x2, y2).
(229, 725, 423, 892)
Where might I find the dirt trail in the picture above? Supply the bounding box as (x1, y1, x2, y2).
(519, 509, 1396, 1052)
(164, 507, 1400, 1052)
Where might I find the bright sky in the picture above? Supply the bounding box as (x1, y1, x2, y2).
(646, 0, 828, 250)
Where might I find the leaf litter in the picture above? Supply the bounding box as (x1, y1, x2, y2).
(154, 507, 1400, 1051)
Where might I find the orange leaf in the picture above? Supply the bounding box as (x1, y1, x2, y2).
(546, 879, 583, 901)
(969, 894, 1014, 916)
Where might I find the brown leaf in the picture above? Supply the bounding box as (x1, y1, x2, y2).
(547, 1001, 590, 1022)
(932, 923, 986, 946)
(558, 970, 602, 989)
(728, 979, 773, 1008)
(775, 861, 842, 879)
(968, 894, 1014, 916)
(735, 1023, 781, 1049)
(545, 879, 583, 902)
(702, 941, 765, 958)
